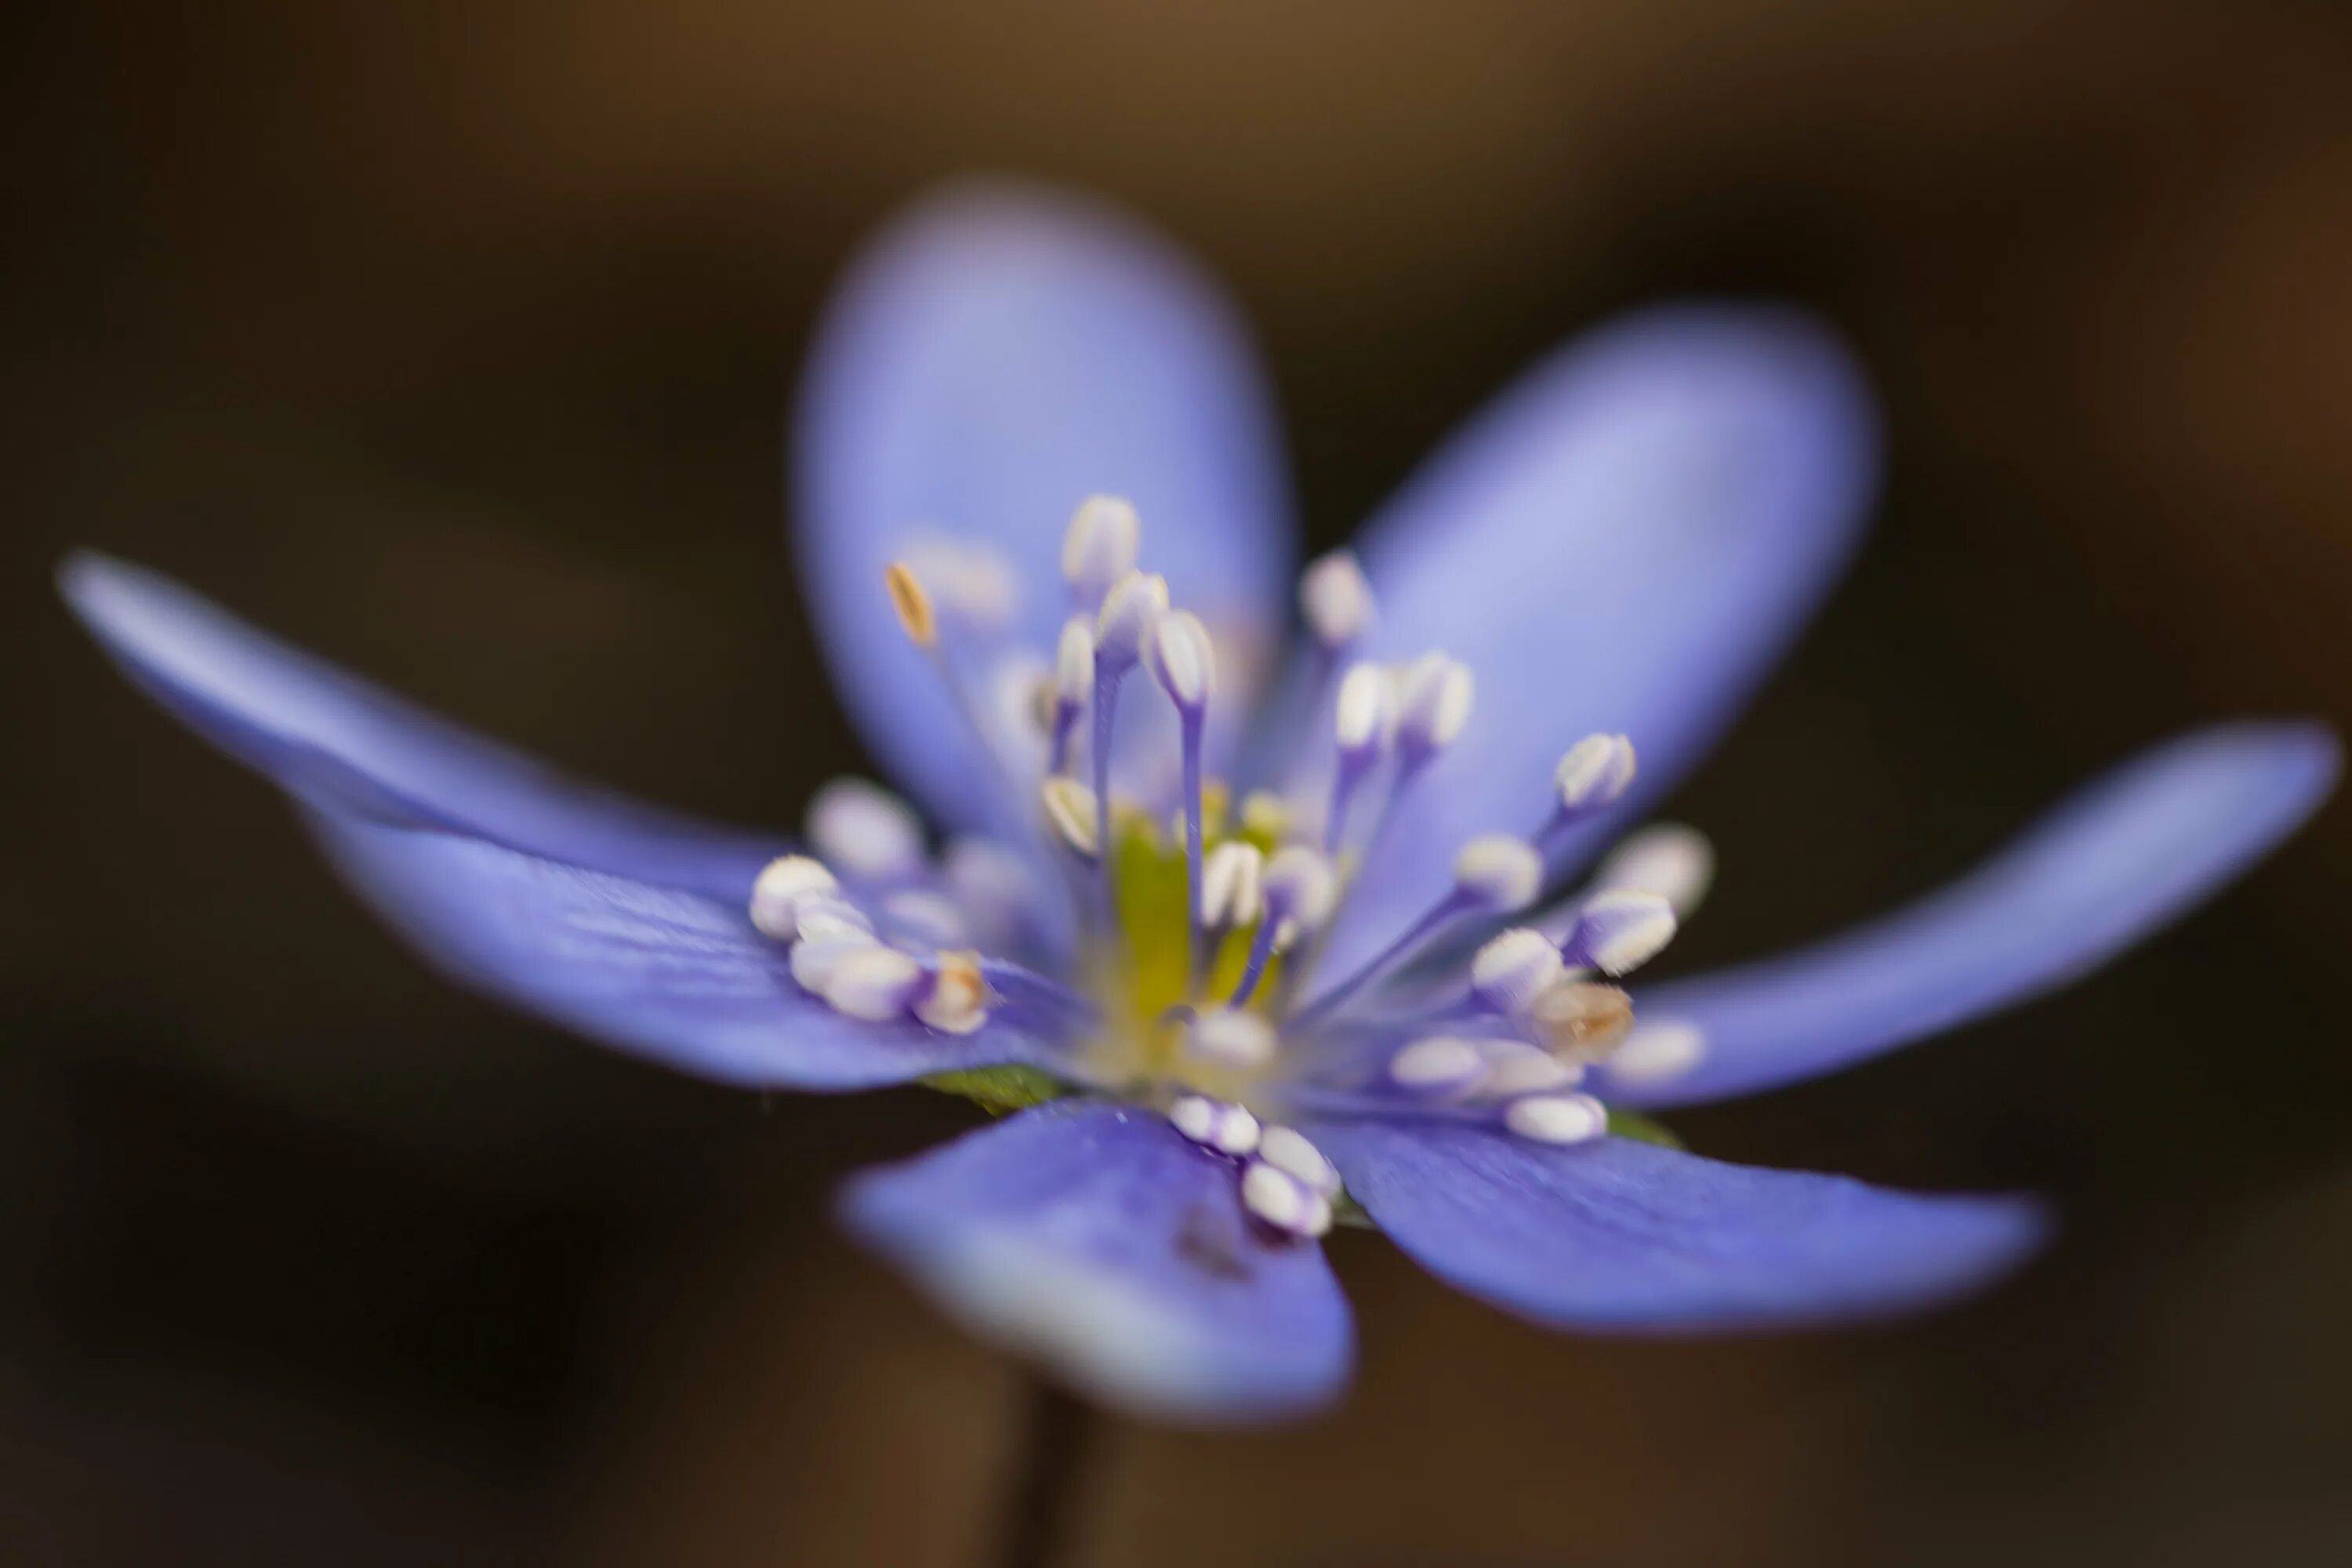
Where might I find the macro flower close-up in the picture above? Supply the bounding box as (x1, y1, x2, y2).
(59, 179, 2336, 1427)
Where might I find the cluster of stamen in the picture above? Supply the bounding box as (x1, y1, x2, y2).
(746, 496, 1700, 1241)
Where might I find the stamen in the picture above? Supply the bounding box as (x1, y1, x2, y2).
(884, 561, 936, 648)
(1470, 927, 1566, 1014)
(1231, 847, 1336, 1005)
(1503, 1092, 1610, 1145)
(913, 949, 990, 1034)
(1255, 1125, 1341, 1197)
(1240, 1160, 1333, 1239)
(1391, 653, 1474, 766)
(1299, 550, 1375, 649)
(1200, 841, 1264, 930)
(897, 539, 1019, 634)
(1557, 889, 1678, 975)
(1091, 569, 1169, 909)
(1472, 1038, 1582, 1098)
(1062, 495, 1142, 608)
(880, 562, 1039, 839)
(1289, 833, 1543, 1029)
(789, 931, 874, 993)
(1049, 616, 1094, 775)
(1040, 776, 1101, 859)
(1171, 1094, 1261, 1156)
(790, 897, 875, 945)
(1145, 610, 1218, 971)
(749, 855, 840, 940)
(1325, 662, 1389, 851)
(1603, 1020, 1706, 1085)
(1526, 980, 1634, 1061)
(1548, 732, 1637, 826)
(820, 946, 927, 1022)
(807, 779, 927, 883)
(1185, 1007, 1277, 1072)
(1388, 1035, 1486, 1094)
(1592, 822, 1715, 916)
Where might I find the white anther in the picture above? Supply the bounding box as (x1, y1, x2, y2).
(1471, 927, 1566, 1014)
(1054, 616, 1096, 710)
(913, 949, 989, 1035)
(1300, 550, 1375, 648)
(789, 931, 877, 994)
(807, 779, 927, 881)
(1062, 495, 1142, 604)
(1504, 1092, 1610, 1145)
(1593, 823, 1715, 916)
(1041, 776, 1101, 858)
(1261, 845, 1338, 932)
(989, 652, 1051, 746)
(1606, 1022, 1706, 1085)
(1475, 1038, 1581, 1098)
(1093, 569, 1168, 668)
(1171, 1094, 1261, 1156)
(1256, 1125, 1341, 1197)
(1389, 1035, 1486, 1093)
(1452, 833, 1544, 912)
(899, 538, 1018, 632)
(1334, 662, 1390, 755)
(1564, 888, 1678, 975)
(1554, 733, 1637, 812)
(820, 945, 925, 1022)
(881, 889, 971, 948)
(749, 855, 840, 940)
(1200, 841, 1265, 927)
(1241, 1160, 1333, 1238)
(790, 895, 875, 946)
(1144, 608, 1216, 712)
(1393, 653, 1474, 756)
(1186, 1008, 1277, 1070)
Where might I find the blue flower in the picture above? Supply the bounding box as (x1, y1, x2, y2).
(60, 179, 2336, 1426)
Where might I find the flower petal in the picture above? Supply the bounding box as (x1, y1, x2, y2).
(1320, 306, 1877, 971)
(60, 553, 783, 902)
(838, 1101, 1353, 1423)
(302, 806, 1065, 1089)
(1310, 1120, 2047, 1330)
(795, 180, 1297, 826)
(1602, 723, 2339, 1109)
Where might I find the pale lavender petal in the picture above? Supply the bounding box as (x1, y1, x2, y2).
(60, 553, 782, 902)
(839, 1101, 1353, 1423)
(1602, 723, 2338, 1109)
(796, 180, 1296, 826)
(303, 807, 1070, 1090)
(1317, 307, 1877, 974)
(1311, 1119, 2046, 1330)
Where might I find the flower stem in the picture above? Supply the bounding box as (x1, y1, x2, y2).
(985, 1377, 1095, 1568)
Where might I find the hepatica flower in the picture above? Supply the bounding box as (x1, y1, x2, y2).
(64, 180, 2334, 1425)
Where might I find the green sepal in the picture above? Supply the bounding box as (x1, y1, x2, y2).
(1606, 1106, 1685, 1149)
(921, 1065, 1072, 1117)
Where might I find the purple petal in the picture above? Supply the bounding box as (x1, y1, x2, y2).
(1602, 723, 2339, 1109)
(1319, 307, 1877, 973)
(839, 1101, 1353, 1423)
(796, 180, 1297, 826)
(60, 553, 783, 902)
(303, 806, 1065, 1090)
(1310, 1120, 2047, 1330)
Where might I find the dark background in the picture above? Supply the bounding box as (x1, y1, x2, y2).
(7, 1, 2352, 1563)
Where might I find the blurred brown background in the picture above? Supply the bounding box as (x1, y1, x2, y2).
(6, 0, 2352, 1563)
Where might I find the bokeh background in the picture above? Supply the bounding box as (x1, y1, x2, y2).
(7, 0, 2352, 1563)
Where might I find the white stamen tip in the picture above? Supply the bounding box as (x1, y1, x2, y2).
(1334, 662, 1390, 755)
(898, 538, 1018, 633)
(806, 779, 927, 882)
(1144, 608, 1216, 712)
(1300, 550, 1375, 648)
(1041, 776, 1102, 858)
(1471, 927, 1566, 1014)
(1256, 1125, 1341, 1197)
(1200, 841, 1265, 927)
(1171, 1094, 1261, 1156)
(1504, 1093, 1610, 1145)
(818, 945, 924, 1021)
(1606, 1022, 1707, 1085)
(913, 949, 990, 1035)
(1389, 1035, 1486, 1093)
(1054, 616, 1096, 709)
(749, 855, 840, 940)
(1394, 653, 1474, 756)
(1554, 733, 1637, 811)
(789, 931, 875, 994)
(1452, 833, 1544, 912)
(789, 895, 875, 946)
(1474, 1038, 1582, 1098)
(1566, 888, 1679, 975)
(1241, 1160, 1333, 1238)
(1093, 569, 1169, 667)
(1185, 1008, 1277, 1070)
(1261, 845, 1338, 932)
(1062, 495, 1143, 604)
(1594, 823, 1715, 916)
